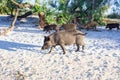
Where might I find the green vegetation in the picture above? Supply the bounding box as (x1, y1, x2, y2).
(47, 0, 109, 25)
(107, 13, 120, 19)
(0, 0, 111, 26)
(0, 0, 22, 15)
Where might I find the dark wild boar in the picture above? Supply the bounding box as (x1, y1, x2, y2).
(43, 24, 58, 33)
(106, 23, 119, 30)
(41, 30, 86, 54)
(59, 23, 76, 31)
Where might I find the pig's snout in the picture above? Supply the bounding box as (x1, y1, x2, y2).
(41, 45, 49, 50)
(41, 46, 45, 50)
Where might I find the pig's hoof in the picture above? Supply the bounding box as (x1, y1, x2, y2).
(63, 53, 66, 54)
(75, 50, 79, 52)
(81, 50, 85, 53)
(47, 52, 51, 54)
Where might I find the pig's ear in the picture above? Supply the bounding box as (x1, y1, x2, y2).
(44, 36, 50, 41)
(44, 36, 47, 39)
(47, 37, 50, 41)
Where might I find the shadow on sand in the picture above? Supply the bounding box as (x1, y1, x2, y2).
(0, 40, 41, 52)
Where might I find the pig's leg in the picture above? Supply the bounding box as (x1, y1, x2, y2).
(48, 46, 54, 54)
(60, 44, 66, 54)
(46, 30, 48, 33)
(48, 30, 50, 33)
(76, 44, 80, 52)
(82, 45, 84, 50)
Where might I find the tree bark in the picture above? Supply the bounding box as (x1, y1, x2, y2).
(17, 11, 32, 18)
(9, 11, 33, 19)
(38, 12, 47, 29)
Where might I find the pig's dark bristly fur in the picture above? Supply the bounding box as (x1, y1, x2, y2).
(59, 23, 76, 31)
(43, 24, 57, 33)
(106, 23, 119, 30)
(41, 30, 86, 54)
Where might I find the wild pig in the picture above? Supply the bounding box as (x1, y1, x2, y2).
(59, 23, 76, 31)
(106, 23, 119, 30)
(41, 30, 86, 54)
(43, 24, 58, 33)
(85, 21, 97, 31)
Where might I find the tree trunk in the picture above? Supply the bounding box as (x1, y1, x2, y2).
(11, 8, 19, 28)
(38, 12, 47, 29)
(0, 8, 19, 36)
(9, 11, 33, 19)
(17, 11, 32, 18)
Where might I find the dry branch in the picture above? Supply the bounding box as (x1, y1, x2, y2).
(0, 8, 19, 36)
(10, 0, 23, 8)
(0, 0, 34, 36)
(17, 11, 32, 18)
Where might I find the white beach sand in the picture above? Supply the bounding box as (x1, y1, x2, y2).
(0, 15, 120, 80)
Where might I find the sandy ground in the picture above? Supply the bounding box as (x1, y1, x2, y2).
(0, 15, 120, 80)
